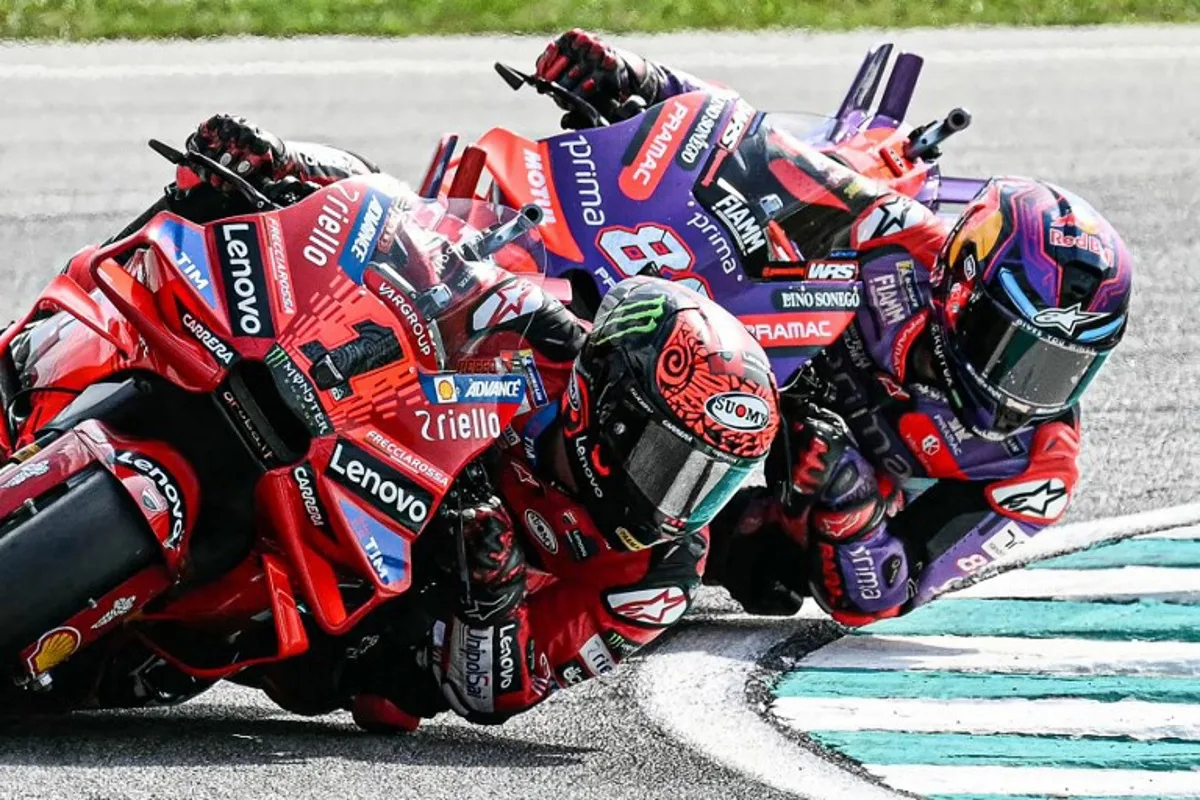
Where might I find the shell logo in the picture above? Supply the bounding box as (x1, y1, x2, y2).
(27, 626, 81, 674)
(433, 375, 458, 404)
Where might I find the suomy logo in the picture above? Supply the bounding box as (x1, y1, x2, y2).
(704, 392, 770, 432)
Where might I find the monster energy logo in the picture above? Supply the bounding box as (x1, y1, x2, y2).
(593, 297, 667, 345)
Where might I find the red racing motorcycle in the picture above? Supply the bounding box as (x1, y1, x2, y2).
(0, 150, 556, 713)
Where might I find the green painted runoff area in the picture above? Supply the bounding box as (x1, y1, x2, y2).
(5, 0, 1200, 40)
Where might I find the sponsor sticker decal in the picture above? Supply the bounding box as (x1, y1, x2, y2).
(603, 586, 689, 628)
(420, 374, 527, 405)
(215, 221, 275, 338)
(327, 439, 433, 535)
(115, 450, 187, 549)
(524, 509, 558, 555)
(27, 627, 81, 674)
(704, 392, 771, 432)
(338, 187, 391, 282)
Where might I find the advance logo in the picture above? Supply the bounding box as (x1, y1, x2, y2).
(327, 439, 433, 535)
(215, 222, 275, 338)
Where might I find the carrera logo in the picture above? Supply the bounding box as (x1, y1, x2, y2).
(181, 311, 236, 367)
(524, 509, 558, 554)
(604, 586, 689, 628)
(292, 462, 330, 531)
(116, 450, 186, 549)
(216, 222, 275, 338)
(618, 96, 700, 201)
(327, 439, 433, 534)
(704, 392, 770, 432)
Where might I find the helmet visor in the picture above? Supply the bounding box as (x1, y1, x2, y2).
(624, 420, 758, 532)
(955, 292, 1106, 411)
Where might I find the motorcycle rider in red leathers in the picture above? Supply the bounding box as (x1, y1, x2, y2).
(65, 116, 781, 729)
(532, 31, 1134, 622)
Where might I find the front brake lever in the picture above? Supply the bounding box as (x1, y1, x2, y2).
(494, 62, 610, 129)
(148, 138, 281, 212)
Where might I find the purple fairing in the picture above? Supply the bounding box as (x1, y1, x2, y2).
(525, 48, 975, 388)
(910, 515, 1042, 606)
(835, 526, 911, 611)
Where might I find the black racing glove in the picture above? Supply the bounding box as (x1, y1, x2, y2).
(534, 29, 666, 127)
(706, 492, 808, 616)
(440, 463, 527, 625)
(185, 114, 294, 191)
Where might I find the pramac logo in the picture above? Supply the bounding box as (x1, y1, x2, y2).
(618, 95, 704, 202)
(705, 392, 770, 432)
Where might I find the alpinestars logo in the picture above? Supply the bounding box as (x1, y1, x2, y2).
(300, 320, 402, 401)
(1031, 303, 1108, 336)
(326, 439, 433, 534)
(603, 586, 689, 628)
(215, 222, 275, 338)
(989, 477, 1070, 521)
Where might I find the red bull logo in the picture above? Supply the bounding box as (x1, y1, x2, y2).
(1049, 212, 1113, 267)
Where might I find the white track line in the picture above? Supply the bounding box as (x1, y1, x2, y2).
(800, 634, 1200, 676)
(637, 505, 1200, 797)
(869, 764, 1200, 796)
(2, 45, 1198, 81)
(1141, 525, 1200, 540)
(636, 625, 905, 800)
(953, 566, 1200, 601)
(773, 696, 1200, 739)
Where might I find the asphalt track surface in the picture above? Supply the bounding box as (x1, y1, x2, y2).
(1, 24, 1198, 800)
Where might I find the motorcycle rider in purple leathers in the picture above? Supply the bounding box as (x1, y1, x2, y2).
(535, 30, 1133, 623)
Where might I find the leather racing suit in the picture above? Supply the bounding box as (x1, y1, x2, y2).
(621, 61, 1082, 625)
(79, 124, 708, 725)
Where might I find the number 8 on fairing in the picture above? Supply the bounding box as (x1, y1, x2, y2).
(597, 224, 694, 278)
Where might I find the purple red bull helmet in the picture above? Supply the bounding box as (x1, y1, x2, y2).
(930, 178, 1133, 439)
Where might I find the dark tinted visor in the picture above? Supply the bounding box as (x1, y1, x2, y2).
(624, 421, 758, 532)
(956, 291, 1106, 410)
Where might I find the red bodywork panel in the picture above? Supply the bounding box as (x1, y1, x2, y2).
(2, 174, 526, 680)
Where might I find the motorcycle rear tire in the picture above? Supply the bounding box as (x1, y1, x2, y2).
(0, 466, 160, 660)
